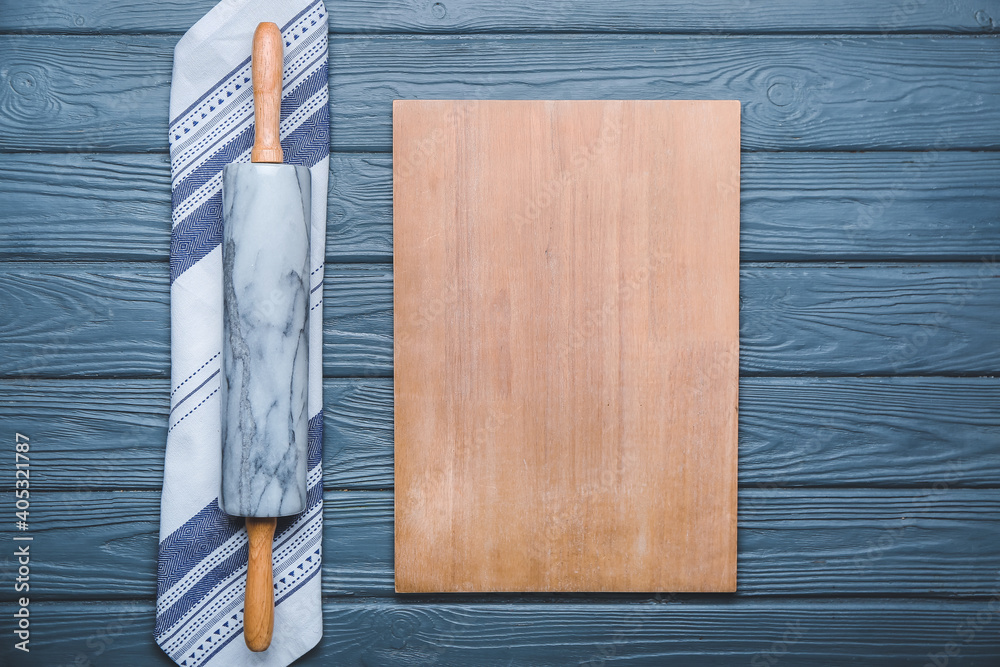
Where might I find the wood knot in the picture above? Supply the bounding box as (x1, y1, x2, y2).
(1, 63, 55, 125)
(767, 82, 794, 107)
(8, 69, 38, 97)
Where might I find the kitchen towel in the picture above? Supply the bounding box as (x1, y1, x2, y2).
(156, 0, 328, 665)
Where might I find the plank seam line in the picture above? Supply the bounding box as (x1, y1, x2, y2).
(2, 149, 1000, 158)
(11, 593, 1000, 605)
(2, 260, 998, 268)
(11, 485, 1000, 493)
(1, 30, 999, 38)
(1, 374, 999, 383)
(5, 148, 1000, 156)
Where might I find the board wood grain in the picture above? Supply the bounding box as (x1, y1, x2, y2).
(393, 100, 740, 592)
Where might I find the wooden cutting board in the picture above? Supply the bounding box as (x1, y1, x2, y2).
(393, 100, 740, 593)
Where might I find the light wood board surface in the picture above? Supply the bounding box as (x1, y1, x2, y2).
(393, 100, 740, 592)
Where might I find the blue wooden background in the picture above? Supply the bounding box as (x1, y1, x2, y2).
(1, 1, 1000, 664)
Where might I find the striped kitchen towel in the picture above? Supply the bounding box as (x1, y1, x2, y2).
(156, 1, 328, 665)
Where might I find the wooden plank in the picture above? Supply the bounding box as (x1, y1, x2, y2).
(0, 35, 172, 152)
(327, 1, 1000, 35)
(738, 377, 1000, 487)
(3, 376, 999, 491)
(2, 36, 1000, 152)
(3, 489, 999, 600)
(339, 151, 1000, 263)
(0, 0, 219, 34)
(4, 152, 999, 262)
(322, 377, 395, 489)
(5, 598, 1000, 667)
(0, 379, 168, 490)
(0, 263, 171, 378)
(1, 0, 996, 34)
(328, 153, 397, 261)
(2, 376, 997, 491)
(740, 152, 1000, 261)
(0, 378, 395, 490)
(0, 262, 393, 378)
(333, 489, 1000, 597)
(330, 35, 1000, 152)
(0, 153, 393, 263)
(2, 262, 998, 378)
(393, 99, 740, 593)
(320, 263, 394, 376)
(740, 262, 1000, 375)
(0, 153, 171, 262)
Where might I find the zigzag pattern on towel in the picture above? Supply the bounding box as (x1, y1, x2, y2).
(169, 106, 327, 283)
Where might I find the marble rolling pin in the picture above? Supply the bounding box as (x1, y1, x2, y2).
(219, 22, 311, 653)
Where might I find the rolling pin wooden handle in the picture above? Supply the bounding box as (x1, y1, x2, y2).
(243, 517, 277, 652)
(250, 22, 284, 164)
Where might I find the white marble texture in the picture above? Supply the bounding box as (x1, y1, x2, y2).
(220, 163, 311, 517)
